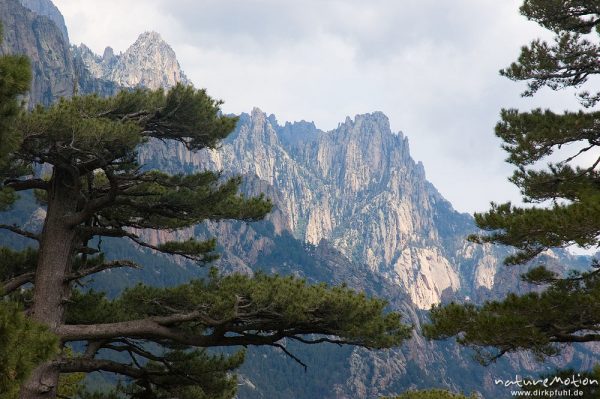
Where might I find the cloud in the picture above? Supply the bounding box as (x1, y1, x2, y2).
(52, 0, 580, 213)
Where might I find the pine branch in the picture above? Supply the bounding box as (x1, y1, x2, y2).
(103, 339, 168, 364)
(65, 170, 120, 227)
(1, 272, 34, 294)
(83, 340, 106, 359)
(552, 333, 600, 343)
(78, 226, 130, 240)
(58, 318, 290, 347)
(0, 224, 39, 241)
(288, 335, 363, 347)
(57, 312, 381, 350)
(78, 226, 215, 263)
(126, 234, 210, 263)
(3, 178, 48, 191)
(56, 358, 162, 379)
(67, 260, 140, 282)
(271, 342, 307, 371)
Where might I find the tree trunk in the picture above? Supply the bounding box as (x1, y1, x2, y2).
(20, 168, 80, 399)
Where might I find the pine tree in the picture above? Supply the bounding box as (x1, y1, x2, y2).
(425, 0, 600, 365)
(0, 25, 60, 398)
(0, 39, 411, 398)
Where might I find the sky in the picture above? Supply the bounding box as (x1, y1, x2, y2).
(52, 0, 586, 214)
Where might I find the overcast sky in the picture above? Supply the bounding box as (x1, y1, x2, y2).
(52, 0, 584, 214)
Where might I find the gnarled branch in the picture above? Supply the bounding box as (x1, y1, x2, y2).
(1, 272, 34, 294)
(0, 224, 39, 241)
(56, 358, 160, 379)
(3, 178, 48, 191)
(67, 260, 140, 282)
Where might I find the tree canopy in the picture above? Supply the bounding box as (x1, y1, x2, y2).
(0, 39, 411, 398)
(425, 0, 600, 365)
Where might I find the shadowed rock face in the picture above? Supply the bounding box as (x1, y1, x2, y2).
(1, 0, 119, 105)
(19, 0, 69, 42)
(0, 0, 75, 106)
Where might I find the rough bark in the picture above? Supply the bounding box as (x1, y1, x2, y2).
(19, 168, 80, 399)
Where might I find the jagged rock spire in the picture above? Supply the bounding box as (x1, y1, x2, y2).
(73, 31, 191, 90)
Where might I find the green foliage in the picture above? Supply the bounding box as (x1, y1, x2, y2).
(66, 272, 411, 349)
(95, 171, 271, 231)
(503, 1, 600, 105)
(0, 247, 37, 281)
(0, 23, 31, 210)
(383, 389, 476, 399)
(468, 1, 600, 263)
(469, 194, 600, 265)
(61, 272, 410, 396)
(424, 299, 557, 364)
(425, 0, 600, 379)
(57, 347, 86, 398)
(14, 84, 236, 163)
(521, 265, 559, 284)
(122, 350, 243, 399)
(0, 302, 58, 399)
(0, 187, 16, 212)
(425, 269, 600, 363)
(425, 272, 600, 363)
(157, 238, 219, 263)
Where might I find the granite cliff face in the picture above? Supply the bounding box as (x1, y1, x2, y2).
(72, 31, 191, 90)
(138, 113, 589, 399)
(19, 0, 69, 42)
(1, 0, 118, 105)
(0, 0, 75, 106)
(139, 109, 512, 309)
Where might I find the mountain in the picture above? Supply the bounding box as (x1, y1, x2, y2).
(140, 108, 519, 309)
(138, 107, 596, 399)
(72, 31, 191, 90)
(19, 0, 69, 42)
(0, 0, 75, 106)
(0, 0, 118, 106)
(1, 2, 598, 398)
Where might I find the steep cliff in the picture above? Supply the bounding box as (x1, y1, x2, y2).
(0, 0, 118, 105)
(139, 109, 515, 309)
(136, 103, 593, 399)
(19, 0, 69, 42)
(0, 0, 74, 106)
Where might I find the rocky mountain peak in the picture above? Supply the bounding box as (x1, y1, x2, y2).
(250, 106, 267, 121)
(102, 46, 115, 61)
(115, 31, 191, 89)
(342, 111, 391, 132)
(72, 30, 191, 91)
(133, 30, 164, 46)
